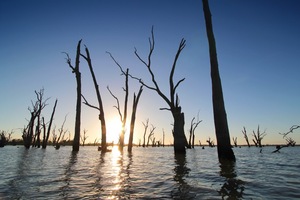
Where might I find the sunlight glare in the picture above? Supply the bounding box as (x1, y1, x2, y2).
(107, 117, 123, 144)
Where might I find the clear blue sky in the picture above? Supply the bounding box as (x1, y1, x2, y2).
(1, 0, 300, 145)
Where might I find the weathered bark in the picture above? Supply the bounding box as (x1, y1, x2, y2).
(172, 107, 188, 153)
(133, 28, 188, 153)
(65, 40, 82, 151)
(128, 86, 143, 152)
(81, 45, 107, 152)
(202, 0, 235, 162)
(42, 99, 58, 149)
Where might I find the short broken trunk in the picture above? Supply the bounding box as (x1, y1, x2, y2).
(172, 109, 188, 154)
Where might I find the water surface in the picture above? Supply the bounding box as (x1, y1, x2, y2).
(0, 146, 299, 199)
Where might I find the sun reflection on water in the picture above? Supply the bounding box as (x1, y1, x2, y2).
(107, 146, 122, 199)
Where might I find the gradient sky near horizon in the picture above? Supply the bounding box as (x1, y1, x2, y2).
(1, 0, 300, 145)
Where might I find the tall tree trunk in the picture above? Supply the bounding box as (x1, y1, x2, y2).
(202, 0, 235, 162)
(81, 46, 107, 152)
(42, 99, 58, 149)
(73, 42, 81, 152)
(65, 40, 82, 152)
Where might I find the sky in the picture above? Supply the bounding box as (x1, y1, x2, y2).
(1, 0, 300, 146)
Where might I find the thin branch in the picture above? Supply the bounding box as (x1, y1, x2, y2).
(106, 51, 126, 75)
(81, 94, 100, 111)
(107, 86, 123, 121)
(279, 125, 300, 138)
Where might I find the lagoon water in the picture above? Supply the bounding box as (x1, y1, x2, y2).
(0, 145, 299, 199)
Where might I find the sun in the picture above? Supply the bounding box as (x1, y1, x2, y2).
(107, 117, 123, 144)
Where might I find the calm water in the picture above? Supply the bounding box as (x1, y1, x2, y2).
(0, 145, 299, 199)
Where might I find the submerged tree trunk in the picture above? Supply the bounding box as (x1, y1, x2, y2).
(81, 45, 107, 152)
(42, 99, 58, 149)
(202, 0, 235, 162)
(65, 40, 82, 152)
(172, 108, 188, 153)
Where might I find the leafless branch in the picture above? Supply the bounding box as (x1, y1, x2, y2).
(279, 125, 300, 138)
(81, 94, 100, 111)
(107, 86, 123, 121)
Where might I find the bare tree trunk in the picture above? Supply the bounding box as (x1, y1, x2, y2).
(23, 112, 36, 149)
(64, 40, 82, 152)
(202, 0, 235, 162)
(242, 126, 251, 147)
(172, 108, 188, 153)
(142, 119, 149, 147)
(128, 86, 143, 152)
(42, 99, 58, 149)
(81, 45, 107, 152)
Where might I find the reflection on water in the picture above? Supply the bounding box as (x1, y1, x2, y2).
(218, 160, 244, 199)
(60, 151, 78, 199)
(0, 146, 300, 199)
(172, 153, 193, 199)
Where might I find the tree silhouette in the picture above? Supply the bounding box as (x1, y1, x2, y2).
(242, 126, 251, 147)
(132, 28, 188, 153)
(80, 44, 108, 152)
(128, 85, 143, 152)
(188, 116, 202, 148)
(142, 119, 149, 147)
(252, 125, 266, 147)
(202, 0, 235, 161)
(64, 40, 82, 152)
(41, 99, 58, 149)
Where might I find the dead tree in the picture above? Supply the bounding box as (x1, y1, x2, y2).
(279, 125, 300, 138)
(286, 137, 296, 146)
(252, 125, 266, 147)
(93, 138, 99, 146)
(54, 118, 68, 149)
(142, 119, 149, 147)
(107, 67, 129, 151)
(232, 137, 238, 147)
(22, 89, 49, 149)
(202, 0, 235, 161)
(242, 126, 251, 147)
(80, 45, 108, 152)
(30, 89, 49, 148)
(107, 54, 128, 150)
(107, 52, 144, 151)
(132, 28, 188, 153)
(64, 40, 82, 152)
(147, 125, 156, 147)
(0, 131, 7, 147)
(80, 129, 88, 146)
(0, 130, 13, 147)
(128, 86, 143, 152)
(162, 129, 165, 147)
(41, 99, 58, 149)
(206, 137, 215, 147)
(188, 116, 202, 149)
